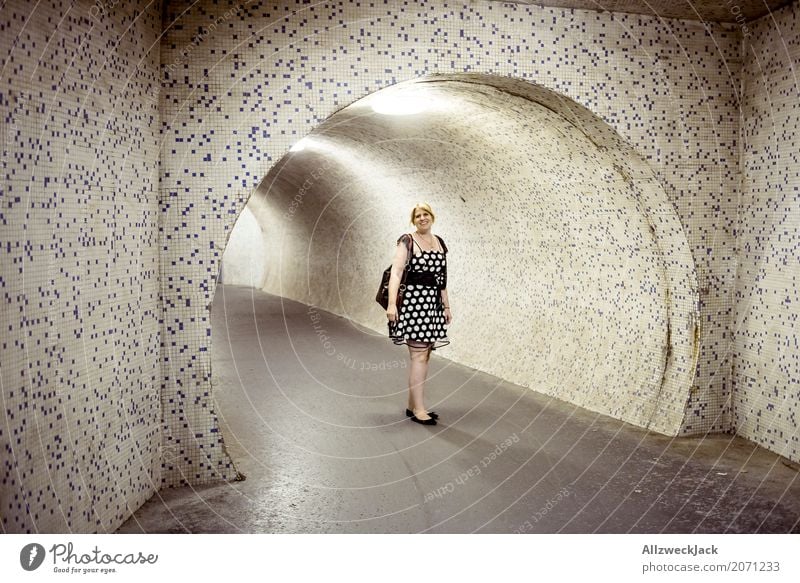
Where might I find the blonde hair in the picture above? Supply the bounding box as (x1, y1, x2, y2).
(409, 202, 435, 225)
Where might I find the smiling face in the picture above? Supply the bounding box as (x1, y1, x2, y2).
(414, 208, 433, 231)
(410, 203, 435, 231)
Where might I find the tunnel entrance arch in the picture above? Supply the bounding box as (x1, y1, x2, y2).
(211, 73, 700, 480)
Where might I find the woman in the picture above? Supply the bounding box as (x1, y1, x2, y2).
(386, 202, 452, 426)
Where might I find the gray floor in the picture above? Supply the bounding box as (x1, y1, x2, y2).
(117, 285, 800, 533)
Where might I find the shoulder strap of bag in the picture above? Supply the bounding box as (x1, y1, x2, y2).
(397, 233, 413, 267)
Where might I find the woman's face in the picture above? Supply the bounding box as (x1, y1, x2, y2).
(414, 209, 433, 229)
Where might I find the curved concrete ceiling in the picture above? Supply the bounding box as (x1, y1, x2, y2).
(495, 0, 791, 23)
(226, 74, 700, 434)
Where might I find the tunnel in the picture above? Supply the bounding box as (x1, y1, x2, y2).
(3, 0, 800, 540)
(220, 74, 700, 435)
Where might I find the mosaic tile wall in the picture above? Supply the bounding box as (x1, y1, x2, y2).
(0, 1, 163, 532)
(6, 0, 792, 533)
(159, 0, 747, 487)
(735, 2, 800, 462)
(242, 76, 700, 436)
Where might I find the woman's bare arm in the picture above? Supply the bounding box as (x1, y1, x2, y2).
(387, 237, 409, 309)
(441, 288, 451, 324)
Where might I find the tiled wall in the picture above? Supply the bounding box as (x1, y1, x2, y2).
(4, 0, 795, 534)
(735, 2, 800, 462)
(159, 0, 745, 488)
(0, 1, 162, 532)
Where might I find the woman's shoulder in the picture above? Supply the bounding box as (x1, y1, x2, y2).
(435, 234, 448, 253)
(396, 233, 412, 245)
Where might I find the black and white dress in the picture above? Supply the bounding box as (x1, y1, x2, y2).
(389, 234, 450, 350)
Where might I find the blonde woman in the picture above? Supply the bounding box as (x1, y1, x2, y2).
(386, 203, 452, 426)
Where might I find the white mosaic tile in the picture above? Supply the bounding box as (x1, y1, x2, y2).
(1, 0, 163, 533)
(735, 0, 800, 462)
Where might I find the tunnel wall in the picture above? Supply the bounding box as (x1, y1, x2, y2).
(246, 76, 700, 436)
(161, 2, 740, 484)
(734, 2, 800, 461)
(1, 0, 795, 536)
(0, 1, 163, 532)
(158, 0, 746, 488)
(220, 206, 266, 287)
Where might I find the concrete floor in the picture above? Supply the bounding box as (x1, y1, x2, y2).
(117, 285, 800, 533)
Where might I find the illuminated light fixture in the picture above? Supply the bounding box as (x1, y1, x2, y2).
(288, 136, 339, 156)
(290, 138, 309, 152)
(367, 89, 443, 116)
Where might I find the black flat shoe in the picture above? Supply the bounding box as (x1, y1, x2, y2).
(410, 414, 437, 426)
(406, 408, 439, 420)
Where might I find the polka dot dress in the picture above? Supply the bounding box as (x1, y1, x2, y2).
(389, 247, 450, 349)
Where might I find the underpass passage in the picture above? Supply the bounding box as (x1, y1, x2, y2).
(117, 286, 800, 534)
(222, 75, 699, 437)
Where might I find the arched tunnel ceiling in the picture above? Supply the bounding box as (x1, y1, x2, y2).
(228, 75, 700, 435)
(493, 0, 792, 23)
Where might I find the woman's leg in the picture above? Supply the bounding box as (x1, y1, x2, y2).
(407, 341, 432, 420)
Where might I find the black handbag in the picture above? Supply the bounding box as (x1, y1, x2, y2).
(376, 234, 413, 309)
